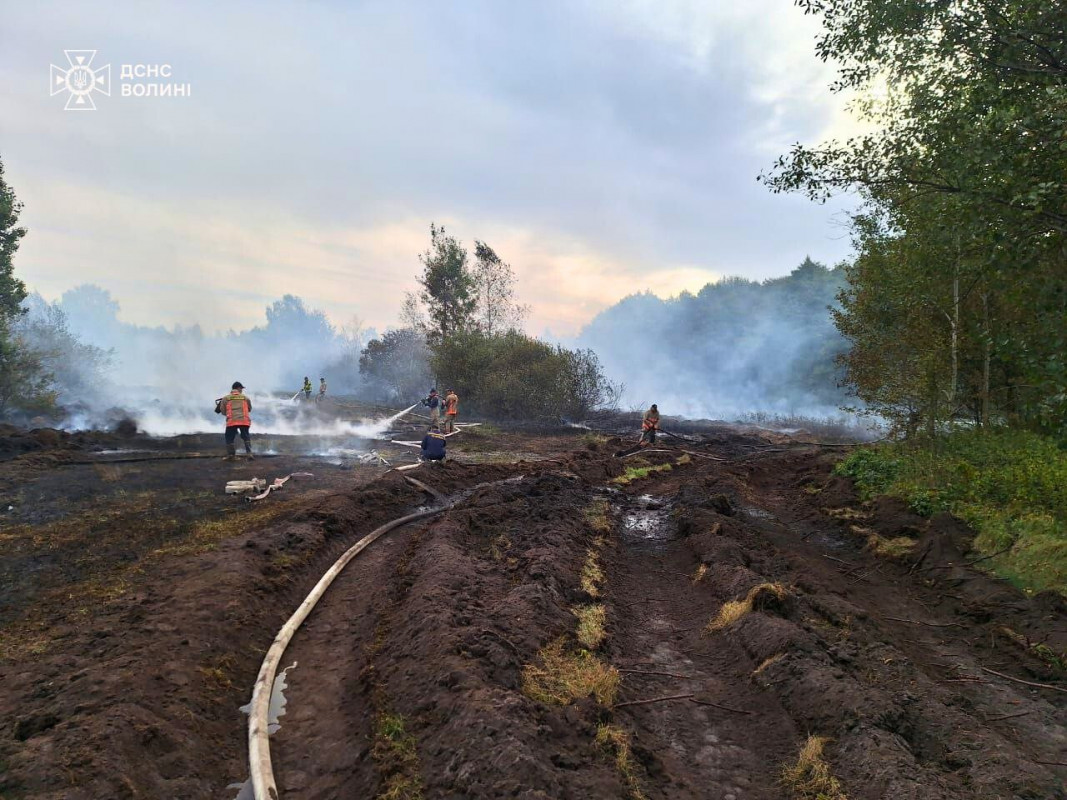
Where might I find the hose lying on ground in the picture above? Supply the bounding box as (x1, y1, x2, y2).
(247, 491, 449, 800)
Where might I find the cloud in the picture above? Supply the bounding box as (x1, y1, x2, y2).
(0, 0, 858, 338)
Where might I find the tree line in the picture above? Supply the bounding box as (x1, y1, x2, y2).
(577, 257, 848, 418)
(763, 0, 1067, 437)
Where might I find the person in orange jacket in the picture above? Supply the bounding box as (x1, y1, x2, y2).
(217, 381, 254, 460)
(641, 404, 660, 445)
(443, 388, 459, 433)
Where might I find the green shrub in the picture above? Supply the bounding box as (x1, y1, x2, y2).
(835, 430, 1067, 595)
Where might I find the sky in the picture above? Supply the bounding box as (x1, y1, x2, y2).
(0, 0, 857, 338)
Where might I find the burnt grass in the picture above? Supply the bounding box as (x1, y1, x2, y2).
(0, 425, 1065, 798)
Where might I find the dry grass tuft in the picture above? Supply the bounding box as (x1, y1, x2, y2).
(581, 549, 604, 597)
(825, 507, 869, 522)
(753, 653, 785, 675)
(780, 735, 847, 800)
(583, 498, 614, 535)
(869, 534, 916, 559)
(522, 638, 620, 706)
(692, 563, 708, 583)
(574, 604, 608, 649)
(373, 712, 424, 800)
(596, 724, 647, 800)
(705, 582, 789, 633)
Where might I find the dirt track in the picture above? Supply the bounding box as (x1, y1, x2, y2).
(2, 425, 1066, 798)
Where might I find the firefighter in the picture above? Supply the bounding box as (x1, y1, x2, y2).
(218, 381, 253, 460)
(302, 376, 312, 400)
(444, 388, 459, 433)
(422, 387, 441, 426)
(421, 424, 447, 462)
(641, 403, 661, 445)
(318, 377, 327, 401)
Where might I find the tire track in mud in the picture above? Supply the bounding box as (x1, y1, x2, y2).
(259, 443, 1067, 800)
(606, 451, 1067, 800)
(604, 490, 797, 799)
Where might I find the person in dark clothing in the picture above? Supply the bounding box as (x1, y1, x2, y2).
(421, 425, 447, 462)
(422, 388, 442, 426)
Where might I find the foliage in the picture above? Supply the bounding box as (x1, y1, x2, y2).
(358, 328, 433, 404)
(763, 1, 1067, 435)
(0, 157, 58, 420)
(15, 294, 112, 408)
(417, 223, 477, 348)
(430, 328, 620, 420)
(0, 157, 28, 320)
(836, 430, 1067, 594)
(0, 322, 55, 417)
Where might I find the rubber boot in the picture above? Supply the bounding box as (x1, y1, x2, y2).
(244, 441, 255, 460)
(224, 443, 237, 461)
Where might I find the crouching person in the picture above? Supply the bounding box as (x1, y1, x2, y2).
(420, 425, 447, 463)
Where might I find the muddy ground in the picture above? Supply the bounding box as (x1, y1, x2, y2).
(1, 420, 1065, 799)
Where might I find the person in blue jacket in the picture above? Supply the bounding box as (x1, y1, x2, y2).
(421, 425, 447, 462)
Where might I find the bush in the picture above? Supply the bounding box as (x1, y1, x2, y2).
(431, 329, 620, 421)
(835, 430, 1067, 594)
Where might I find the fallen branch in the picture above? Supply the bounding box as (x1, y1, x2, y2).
(618, 669, 693, 679)
(822, 555, 856, 568)
(985, 710, 1032, 722)
(613, 693, 695, 709)
(908, 541, 934, 574)
(689, 698, 754, 715)
(882, 616, 961, 628)
(924, 545, 1013, 573)
(981, 667, 1067, 694)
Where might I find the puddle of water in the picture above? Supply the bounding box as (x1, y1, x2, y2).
(231, 661, 297, 797)
(619, 495, 672, 547)
(742, 505, 775, 521)
(226, 779, 254, 800)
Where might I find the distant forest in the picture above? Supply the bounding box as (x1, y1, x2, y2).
(578, 258, 848, 418)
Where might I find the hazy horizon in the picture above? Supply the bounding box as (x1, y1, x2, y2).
(1, 0, 858, 338)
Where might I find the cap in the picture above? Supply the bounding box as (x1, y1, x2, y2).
(232, 381, 244, 390)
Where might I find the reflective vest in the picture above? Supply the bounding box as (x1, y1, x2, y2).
(225, 392, 251, 427)
(643, 411, 660, 430)
(445, 394, 458, 414)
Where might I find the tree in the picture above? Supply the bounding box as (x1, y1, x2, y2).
(359, 328, 432, 404)
(471, 240, 528, 335)
(0, 156, 28, 320)
(763, 0, 1067, 436)
(15, 294, 112, 407)
(0, 156, 55, 420)
(417, 224, 477, 348)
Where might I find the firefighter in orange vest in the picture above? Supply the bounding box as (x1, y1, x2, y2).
(217, 381, 254, 460)
(443, 388, 459, 434)
(641, 404, 660, 445)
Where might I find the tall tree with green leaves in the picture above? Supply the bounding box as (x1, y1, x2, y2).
(763, 0, 1067, 435)
(0, 156, 52, 419)
(417, 223, 477, 348)
(0, 156, 28, 320)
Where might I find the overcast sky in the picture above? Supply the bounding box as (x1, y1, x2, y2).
(0, 0, 856, 337)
